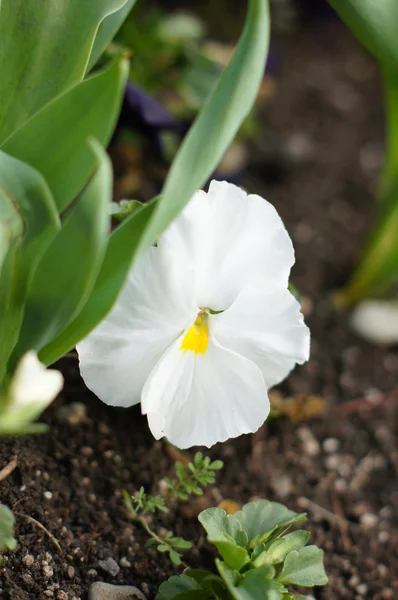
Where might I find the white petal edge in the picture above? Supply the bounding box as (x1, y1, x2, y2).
(158, 180, 295, 311)
(211, 280, 310, 388)
(142, 335, 270, 449)
(77, 247, 198, 407)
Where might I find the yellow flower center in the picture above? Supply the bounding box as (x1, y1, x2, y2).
(180, 312, 209, 354)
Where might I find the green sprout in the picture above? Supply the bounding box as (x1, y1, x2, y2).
(123, 452, 223, 566)
(157, 499, 328, 600)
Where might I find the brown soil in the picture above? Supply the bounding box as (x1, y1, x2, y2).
(1, 18, 397, 600)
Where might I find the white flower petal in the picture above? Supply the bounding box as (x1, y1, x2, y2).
(351, 300, 398, 345)
(77, 247, 198, 407)
(158, 180, 294, 310)
(211, 280, 310, 388)
(142, 337, 269, 448)
(9, 351, 63, 410)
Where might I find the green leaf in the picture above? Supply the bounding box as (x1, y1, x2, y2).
(337, 174, 398, 304)
(198, 508, 245, 545)
(3, 57, 128, 213)
(0, 152, 59, 377)
(234, 500, 304, 545)
(38, 200, 156, 365)
(328, 0, 398, 70)
(156, 574, 211, 600)
(0, 503, 16, 553)
(134, 0, 270, 255)
(12, 143, 111, 360)
(217, 560, 283, 600)
(37, 0, 269, 364)
(253, 531, 310, 567)
(87, 0, 137, 71)
(215, 538, 251, 571)
(277, 546, 328, 587)
(0, 191, 24, 276)
(0, 0, 130, 143)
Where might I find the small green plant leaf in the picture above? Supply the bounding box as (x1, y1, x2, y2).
(277, 546, 328, 587)
(14, 142, 111, 360)
(328, 0, 398, 70)
(3, 57, 128, 213)
(87, 0, 137, 71)
(156, 573, 211, 600)
(198, 508, 244, 546)
(233, 500, 306, 546)
(0, 503, 16, 553)
(217, 560, 283, 600)
(0, 0, 130, 143)
(253, 531, 310, 567)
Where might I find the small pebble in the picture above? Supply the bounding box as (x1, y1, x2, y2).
(22, 554, 34, 567)
(378, 531, 389, 543)
(356, 584, 368, 595)
(360, 512, 379, 529)
(98, 557, 120, 577)
(68, 566, 75, 579)
(43, 491, 53, 500)
(323, 438, 339, 453)
(89, 582, 147, 600)
(120, 557, 131, 568)
(349, 575, 360, 587)
(297, 427, 320, 457)
(56, 402, 87, 425)
(88, 569, 98, 577)
(43, 565, 54, 579)
(57, 593, 68, 600)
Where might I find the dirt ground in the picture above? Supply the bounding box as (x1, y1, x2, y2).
(1, 16, 397, 600)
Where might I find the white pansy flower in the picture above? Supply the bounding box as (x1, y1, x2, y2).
(1, 351, 63, 431)
(77, 181, 310, 448)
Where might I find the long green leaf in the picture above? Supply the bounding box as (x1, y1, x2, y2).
(39, 201, 156, 365)
(3, 58, 128, 212)
(0, 0, 130, 143)
(87, 0, 137, 72)
(12, 144, 112, 362)
(136, 0, 270, 254)
(328, 0, 398, 69)
(0, 152, 59, 377)
(0, 191, 24, 276)
(338, 177, 398, 305)
(39, 0, 270, 364)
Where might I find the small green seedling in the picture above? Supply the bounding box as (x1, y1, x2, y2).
(123, 451, 223, 565)
(157, 499, 328, 600)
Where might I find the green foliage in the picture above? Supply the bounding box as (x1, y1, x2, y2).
(164, 452, 224, 501)
(328, 0, 398, 69)
(330, 1, 398, 303)
(158, 499, 328, 600)
(36, 0, 270, 366)
(0, 0, 131, 143)
(135, 0, 270, 255)
(124, 486, 168, 515)
(12, 144, 112, 360)
(146, 531, 193, 566)
(0, 503, 16, 560)
(3, 57, 128, 213)
(124, 452, 223, 567)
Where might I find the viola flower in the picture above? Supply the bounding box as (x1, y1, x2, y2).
(77, 181, 309, 448)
